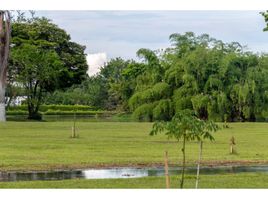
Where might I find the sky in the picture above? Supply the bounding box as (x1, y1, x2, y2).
(35, 11, 268, 76)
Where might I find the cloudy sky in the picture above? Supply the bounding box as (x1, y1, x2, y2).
(35, 11, 268, 75)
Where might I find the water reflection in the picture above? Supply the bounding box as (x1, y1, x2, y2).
(0, 171, 84, 182)
(83, 168, 148, 179)
(0, 165, 268, 182)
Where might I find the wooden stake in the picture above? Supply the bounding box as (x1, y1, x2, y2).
(230, 136, 235, 154)
(71, 110, 77, 138)
(71, 126, 75, 138)
(164, 151, 170, 189)
(195, 141, 203, 189)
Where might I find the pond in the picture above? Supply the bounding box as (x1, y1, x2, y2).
(1, 165, 268, 182)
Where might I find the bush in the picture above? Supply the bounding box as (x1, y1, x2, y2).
(132, 103, 155, 121)
(7, 109, 117, 116)
(43, 110, 111, 115)
(8, 105, 96, 112)
(6, 110, 28, 115)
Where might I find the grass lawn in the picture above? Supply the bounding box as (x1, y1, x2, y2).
(0, 122, 268, 171)
(0, 173, 267, 188)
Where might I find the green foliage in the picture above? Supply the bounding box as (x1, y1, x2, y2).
(11, 43, 63, 119)
(152, 99, 173, 120)
(7, 104, 114, 116)
(261, 11, 268, 32)
(9, 14, 88, 119)
(11, 16, 88, 89)
(9, 105, 95, 112)
(9, 16, 268, 122)
(42, 110, 108, 116)
(6, 110, 108, 116)
(126, 32, 268, 122)
(132, 103, 155, 121)
(150, 109, 219, 188)
(44, 76, 109, 108)
(129, 82, 171, 110)
(6, 110, 28, 115)
(150, 110, 218, 141)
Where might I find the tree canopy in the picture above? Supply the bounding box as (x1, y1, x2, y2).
(125, 32, 268, 122)
(9, 14, 88, 119)
(45, 31, 268, 122)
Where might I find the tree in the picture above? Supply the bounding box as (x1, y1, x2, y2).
(150, 110, 218, 188)
(126, 32, 268, 122)
(11, 44, 63, 119)
(0, 11, 11, 122)
(11, 15, 88, 89)
(9, 13, 88, 119)
(261, 11, 268, 32)
(127, 49, 173, 121)
(99, 57, 132, 110)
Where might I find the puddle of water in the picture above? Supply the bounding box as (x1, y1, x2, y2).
(83, 168, 148, 179)
(1, 166, 268, 182)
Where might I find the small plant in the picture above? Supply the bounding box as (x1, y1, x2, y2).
(150, 109, 219, 188)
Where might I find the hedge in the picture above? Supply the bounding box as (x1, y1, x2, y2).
(7, 110, 116, 116)
(8, 105, 96, 112)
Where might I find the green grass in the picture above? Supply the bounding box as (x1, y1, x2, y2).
(0, 122, 268, 171)
(0, 173, 268, 188)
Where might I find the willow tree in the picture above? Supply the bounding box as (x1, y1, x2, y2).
(119, 32, 268, 121)
(128, 48, 173, 121)
(0, 11, 11, 122)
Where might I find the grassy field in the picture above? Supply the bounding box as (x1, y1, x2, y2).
(0, 122, 268, 171)
(0, 173, 267, 188)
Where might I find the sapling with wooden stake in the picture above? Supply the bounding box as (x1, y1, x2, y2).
(150, 110, 219, 189)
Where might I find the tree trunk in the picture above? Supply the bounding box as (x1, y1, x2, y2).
(27, 99, 42, 120)
(27, 84, 42, 120)
(195, 141, 203, 189)
(0, 82, 6, 121)
(180, 134, 186, 189)
(27, 104, 42, 120)
(0, 11, 11, 122)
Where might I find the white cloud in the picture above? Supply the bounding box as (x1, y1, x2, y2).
(86, 53, 108, 76)
(36, 11, 268, 59)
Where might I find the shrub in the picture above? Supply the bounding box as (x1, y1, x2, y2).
(8, 104, 96, 112)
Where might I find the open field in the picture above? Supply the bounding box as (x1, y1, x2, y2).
(0, 173, 267, 188)
(0, 122, 268, 171)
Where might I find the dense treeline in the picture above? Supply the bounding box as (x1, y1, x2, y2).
(128, 32, 268, 122)
(6, 11, 268, 121)
(46, 32, 268, 122)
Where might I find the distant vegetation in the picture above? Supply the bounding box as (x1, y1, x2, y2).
(7, 11, 268, 122)
(44, 32, 268, 122)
